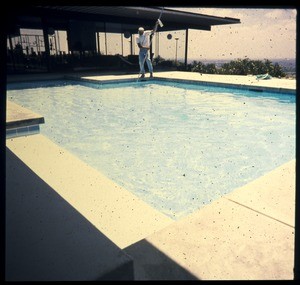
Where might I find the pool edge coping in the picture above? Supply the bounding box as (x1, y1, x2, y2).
(6, 73, 296, 95)
(65, 75, 296, 95)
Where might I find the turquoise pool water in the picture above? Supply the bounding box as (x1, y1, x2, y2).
(7, 80, 295, 219)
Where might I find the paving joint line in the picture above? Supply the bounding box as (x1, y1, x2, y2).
(224, 197, 294, 229)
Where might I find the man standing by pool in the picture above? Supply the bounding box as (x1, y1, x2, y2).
(136, 22, 159, 79)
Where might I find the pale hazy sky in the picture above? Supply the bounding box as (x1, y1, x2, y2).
(161, 7, 296, 61)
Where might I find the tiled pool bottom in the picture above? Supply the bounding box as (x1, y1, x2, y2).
(7, 80, 295, 219)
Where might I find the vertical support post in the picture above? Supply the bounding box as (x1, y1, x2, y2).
(8, 34, 16, 72)
(150, 34, 153, 61)
(57, 30, 61, 53)
(66, 27, 72, 56)
(54, 35, 58, 55)
(184, 28, 189, 70)
(175, 37, 179, 64)
(41, 17, 51, 72)
(96, 31, 100, 54)
(130, 34, 133, 55)
(156, 32, 159, 57)
(121, 32, 123, 56)
(104, 22, 107, 55)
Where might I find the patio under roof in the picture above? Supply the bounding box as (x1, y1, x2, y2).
(6, 6, 241, 72)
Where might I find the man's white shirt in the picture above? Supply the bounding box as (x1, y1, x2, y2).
(136, 31, 152, 49)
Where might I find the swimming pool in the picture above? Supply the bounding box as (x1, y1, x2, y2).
(7, 80, 295, 219)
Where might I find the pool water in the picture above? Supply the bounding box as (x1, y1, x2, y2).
(7, 80, 296, 219)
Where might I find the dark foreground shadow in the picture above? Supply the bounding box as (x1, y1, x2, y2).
(5, 147, 133, 281)
(124, 238, 199, 280)
(6, 146, 200, 281)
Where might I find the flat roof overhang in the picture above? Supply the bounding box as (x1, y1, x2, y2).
(6, 6, 241, 33)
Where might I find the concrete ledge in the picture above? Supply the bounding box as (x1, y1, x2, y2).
(65, 75, 137, 86)
(6, 101, 45, 138)
(6, 135, 173, 249)
(7, 71, 296, 94)
(124, 160, 295, 280)
(75, 71, 296, 94)
(154, 76, 296, 94)
(6, 101, 45, 128)
(225, 160, 295, 227)
(6, 148, 134, 281)
(128, 197, 294, 280)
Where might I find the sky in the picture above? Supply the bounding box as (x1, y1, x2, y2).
(16, 7, 296, 62)
(161, 7, 297, 61)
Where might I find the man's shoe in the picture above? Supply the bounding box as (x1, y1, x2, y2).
(140, 74, 145, 78)
(150, 73, 153, 78)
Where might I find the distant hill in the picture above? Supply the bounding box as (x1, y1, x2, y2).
(271, 59, 296, 73)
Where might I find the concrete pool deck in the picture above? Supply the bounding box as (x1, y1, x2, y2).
(125, 159, 295, 280)
(7, 71, 296, 93)
(73, 71, 296, 94)
(5, 71, 296, 280)
(6, 134, 295, 280)
(6, 135, 173, 250)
